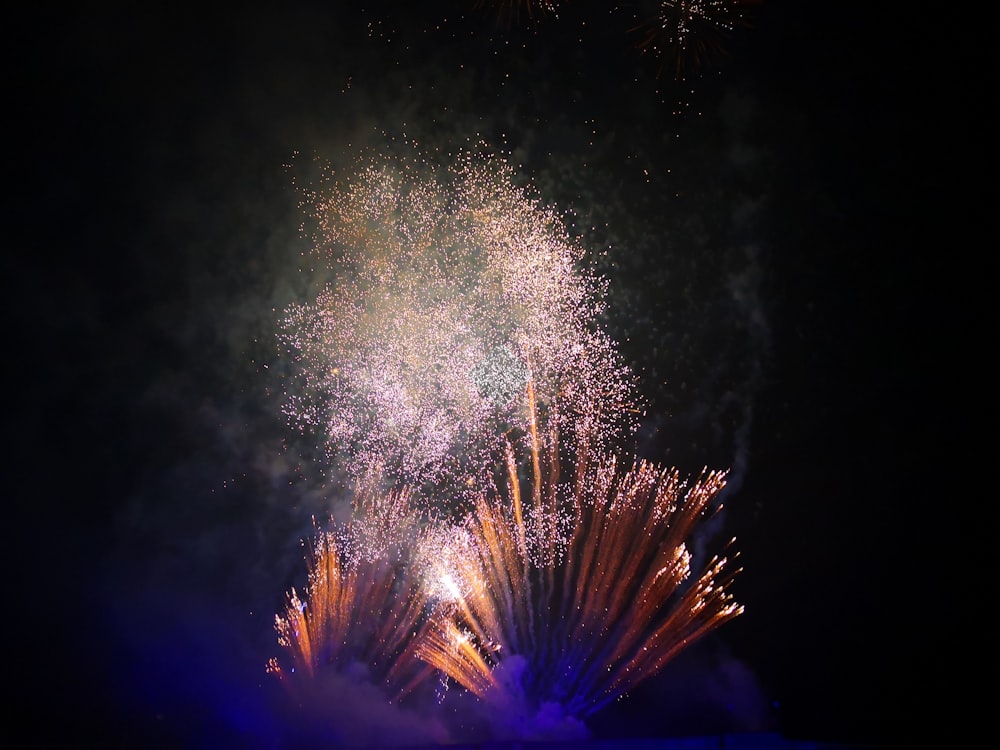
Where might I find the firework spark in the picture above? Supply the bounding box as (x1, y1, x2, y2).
(267, 485, 437, 702)
(413, 383, 744, 722)
(631, 1, 759, 80)
(279, 144, 637, 506)
(474, 1, 563, 25)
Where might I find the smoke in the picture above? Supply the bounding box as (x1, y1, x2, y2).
(474, 655, 592, 742)
(589, 636, 777, 740)
(271, 669, 453, 748)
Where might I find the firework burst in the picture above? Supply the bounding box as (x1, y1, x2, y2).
(271, 141, 748, 739)
(267, 485, 437, 702)
(413, 383, 744, 722)
(631, 1, 760, 80)
(474, 0, 563, 25)
(279, 144, 637, 507)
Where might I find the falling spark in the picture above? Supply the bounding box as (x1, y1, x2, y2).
(414, 383, 743, 719)
(278, 144, 637, 507)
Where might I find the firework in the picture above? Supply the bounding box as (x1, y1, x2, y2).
(279, 144, 637, 507)
(267, 485, 437, 702)
(631, 1, 759, 80)
(474, 1, 563, 24)
(413, 383, 743, 722)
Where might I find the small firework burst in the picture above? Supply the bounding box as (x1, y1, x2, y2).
(631, 0, 760, 80)
(267, 486, 436, 701)
(474, 0, 563, 26)
(414, 383, 743, 721)
(279, 144, 637, 507)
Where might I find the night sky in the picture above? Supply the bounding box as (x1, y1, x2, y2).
(7, 2, 982, 749)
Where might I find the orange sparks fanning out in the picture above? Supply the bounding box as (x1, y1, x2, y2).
(413, 380, 744, 718)
(268, 380, 744, 730)
(267, 486, 437, 703)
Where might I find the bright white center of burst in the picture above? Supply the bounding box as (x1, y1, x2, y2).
(437, 571, 463, 602)
(414, 524, 480, 605)
(420, 559, 472, 605)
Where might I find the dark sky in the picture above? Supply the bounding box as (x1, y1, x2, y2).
(7, 2, 983, 748)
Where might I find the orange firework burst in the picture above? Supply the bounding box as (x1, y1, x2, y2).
(631, 0, 760, 80)
(414, 380, 744, 719)
(267, 486, 437, 702)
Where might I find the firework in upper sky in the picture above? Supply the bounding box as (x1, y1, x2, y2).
(413, 383, 743, 730)
(279, 144, 637, 506)
(474, 0, 563, 24)
(631, 1, 759, 80)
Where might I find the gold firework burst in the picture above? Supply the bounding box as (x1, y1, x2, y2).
(267, 486, 436, 702)
(414, 381, 744, 718)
